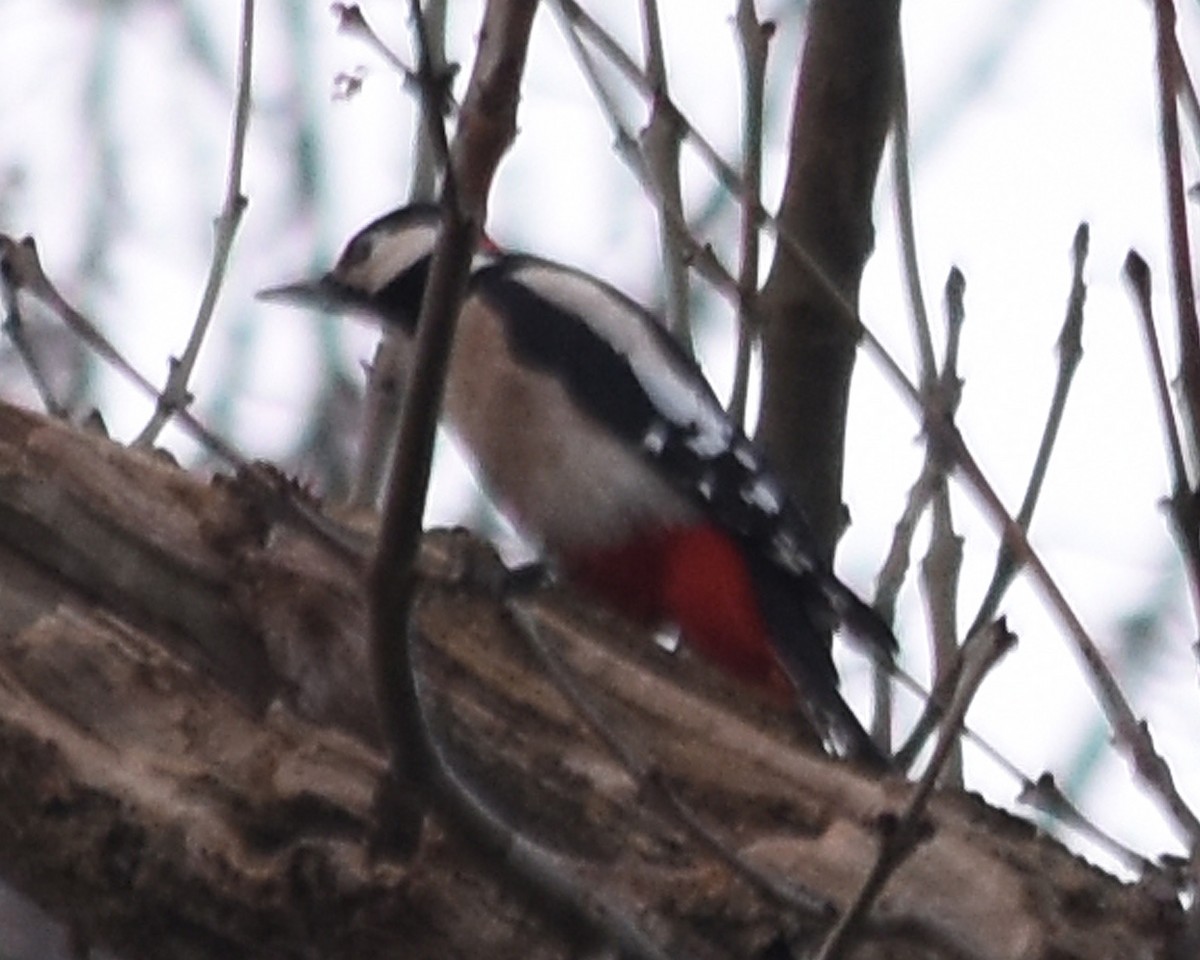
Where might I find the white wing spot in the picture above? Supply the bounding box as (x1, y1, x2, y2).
(734, 444, 758, 469)
(642, 421, 669, 454)
(742, 476, 783, 514)
(685, 419, 734, 458)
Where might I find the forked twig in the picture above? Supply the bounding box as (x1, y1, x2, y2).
(334, 4, 417, 89)
(872, 39, 950, 629)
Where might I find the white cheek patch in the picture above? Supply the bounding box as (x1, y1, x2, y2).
(337, 222, 440, 295)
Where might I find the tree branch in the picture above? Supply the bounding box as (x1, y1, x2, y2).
(0, 399, 1184, 959)
(755, 0, 900, 561)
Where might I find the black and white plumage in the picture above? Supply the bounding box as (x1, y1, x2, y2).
(261, 203, 897, 766)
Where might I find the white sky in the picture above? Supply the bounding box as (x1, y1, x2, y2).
(3, 0, 1200, 876)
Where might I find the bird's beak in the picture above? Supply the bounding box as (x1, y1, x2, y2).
(256, 274, 359, 312)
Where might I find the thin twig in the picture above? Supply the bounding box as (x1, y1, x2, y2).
(1123, 251, 1200, 630)
(409, 0, 451, 200)
(918, 274, 968, 783)
(1, 272, 67, 418)
(334, 4, 416, 88)
(873, 464, 936, 627)
(728, 0, 771, 426)
(871, 49, 957, 620)
(873, 269, 965, 759)
(918, 495, 963, 786)
(884, 656, 1159, 875)
(891, 54, 964, 774)
(892, 44, 937, 390)
(408, 0, 455, 188)
(508, 600, 835, 918)
(1153, 0, 1200, 459)
(362, 8, 672, 954)
(638, 0, 691, 351)
(334, 2, 461, 116)
(904, 231, 1089, 762)
(135, 0, 255, 447)
(406, 616, 675, 960)
(546, 2, 641, 167)
(815, 620, 1016, 960)
(873, 48, 942, 754)
(967, 224, 1091, 637)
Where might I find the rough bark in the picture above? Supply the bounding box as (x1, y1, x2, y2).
(756, 0, 901, 562)
(0, 400, 1182, 959)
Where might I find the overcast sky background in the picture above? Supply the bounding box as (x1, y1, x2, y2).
(3, 0, 1200, 881)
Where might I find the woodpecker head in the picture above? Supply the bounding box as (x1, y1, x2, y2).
(259, 203, 445, 331)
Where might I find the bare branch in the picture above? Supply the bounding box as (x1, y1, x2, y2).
(728, 0, 772, 426)
(1152, 0, 1200, 457)
(1, 271, 67, 418)
(918, 497, 963, 783)
(366, 0, 537, 847)
(406, 618, 676, 960)
(873, 268, 964, 631)
(892, 44, 937, 389)
(135, 0, 255, 447)
(1123, 250, 1200, 632)
(638, 0, 692, 351)
(967, 223, 1090, 636)
(816, 621, 1016, 960)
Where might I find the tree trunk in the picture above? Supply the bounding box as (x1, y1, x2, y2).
(756, 0, 900, 562)
(0, 400, 1180, 959)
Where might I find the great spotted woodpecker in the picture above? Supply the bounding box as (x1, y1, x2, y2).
(261, 203, 896, 766)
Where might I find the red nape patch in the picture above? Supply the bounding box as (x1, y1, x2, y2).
(563, 525, 791, 700)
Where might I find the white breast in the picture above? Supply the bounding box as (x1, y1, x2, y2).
(439, 297, 697, 552)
